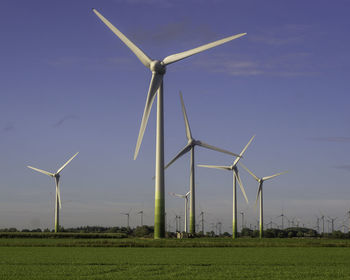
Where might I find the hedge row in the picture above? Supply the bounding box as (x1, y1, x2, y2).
(0, 232, 128, 239)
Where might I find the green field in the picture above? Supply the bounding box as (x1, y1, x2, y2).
(1, 238, 350, 279)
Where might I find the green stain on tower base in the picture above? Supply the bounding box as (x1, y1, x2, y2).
(154, 198, 165, 239)
(189, 215, 195, 234)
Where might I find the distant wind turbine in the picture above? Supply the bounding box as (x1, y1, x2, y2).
(137, 210, 144, 227)
(27, 152, 79, 232)
(165, 92, 240, 234)
(93, 9, 246, 238)
(239, 162, 287, 238)
(170, 191, 190, 233)
(121, 209, 132, 228)
(198, 136, 255, 239)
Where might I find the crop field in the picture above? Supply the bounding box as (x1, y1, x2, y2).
(1, 238, 350, 279)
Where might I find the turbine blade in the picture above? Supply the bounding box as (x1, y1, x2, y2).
(197, 164, 230, 171)
(162, 33, 247, 65)
(233, 135, 255, 166)
(134, 73, 164, 159)
(92, 9, 152, 69)
(234, 169, 249, 204)
(164, 144, 192, 169)
(56, 152, 79, 174)
(255, 182, 262, 206)
(27, 166, 54, 177)
(197, 141, 240, 157)
(179, 91, 192, 141)
(239, 162, 259, 182)
(170, 192, 185, 198)
(55, 178, 62, 209)
(262, 171, 288, 181)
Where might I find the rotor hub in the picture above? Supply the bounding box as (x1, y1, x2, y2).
(150, 60, 166, 74)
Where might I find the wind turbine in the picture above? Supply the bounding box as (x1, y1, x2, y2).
(27, 152, 79, 233)
(239, 162, 287, 239)
(92, 9, 246, 238)
(165, 92, 241, 234)
(170, 191, 190, 232)
(198, 135, 255, 239)
(137, 210, 144, 227)
(121, 209, 132, 228)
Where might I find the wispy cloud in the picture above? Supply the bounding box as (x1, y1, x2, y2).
(53, 115, 79, 128)
(250, 24, 312, 46)
(333, 165, 350, 171)
(192, 51, 317, 77)
(308, 137, 350, 143)
(45, 57, 133, 68)
(2, 123, 14, 133)
(129, 20, 217, 47)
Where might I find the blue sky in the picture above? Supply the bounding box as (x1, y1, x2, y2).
(1, 0, 350, 232)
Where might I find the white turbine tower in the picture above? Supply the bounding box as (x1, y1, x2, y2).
(239, 162, 287, 239)
(170, 191, 190, 233)
(27, 152, 79, 232)
(93, 9, 246, 238)
(198, 136, 255, 239)
(165, 91, 240, 234)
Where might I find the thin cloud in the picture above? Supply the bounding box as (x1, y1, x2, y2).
(333, 165, 350, 172)
(2, 123, 14, 132)
(53, 115, 79, 128)
(308, 137, 350, 143)
(129, 21, 217, 47)
(250, 24, 312, 46)
(192, 52, 316, 77)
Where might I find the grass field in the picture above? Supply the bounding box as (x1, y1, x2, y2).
(1, 238, 350, 279)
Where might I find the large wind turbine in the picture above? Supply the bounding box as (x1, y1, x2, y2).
(239, 162, 287, 239)
(165, 92, 240, 234)
(170, 191, 190, 233)
(198, 136, 255, 239)
(27, 152, 79, 232)
(93, 9, 246, 238)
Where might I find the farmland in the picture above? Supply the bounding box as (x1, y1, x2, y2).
(1, 238, 350, 279)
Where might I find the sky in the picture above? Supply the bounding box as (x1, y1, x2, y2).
(0, 0, 350, 233)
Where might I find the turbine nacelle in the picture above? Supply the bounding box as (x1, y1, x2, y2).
(150, 60, 166, 74)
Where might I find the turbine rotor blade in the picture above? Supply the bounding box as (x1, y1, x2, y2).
(233, 135, 255, 166)
(262, 171, 288, 181)
(56, 152, 79, 174)
(134, 73, 164, 159)
(234, 169, 249, 204)
(197, 164, 231, 171)
(170, 192, 186, 198)
(255, 182, 263, 206)
(239, 162, 259, 182)
(164, 144, 192, 170)
(197, 141, 240, 157)
(55, 178, 62, 209)
(179, 91, 192, 141)
(162, 33, 247, 65)
(92, 9, 152, 69)
(27, 166, 54, 177)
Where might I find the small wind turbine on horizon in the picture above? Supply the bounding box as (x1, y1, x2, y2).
(239, 162, 287, 238)
(170, 191, 190, 233)
(137, 210, 144, 227)
(121, 209, 132, 228)
(92, 9, 246, 238)
(164, 92, 240, 234)
(27, 152, 79, 233)
(198, 136, 255, 239)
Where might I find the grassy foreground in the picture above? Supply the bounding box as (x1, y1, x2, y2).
(1, 237, 350, 247)
(1, 246, 350, 279)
